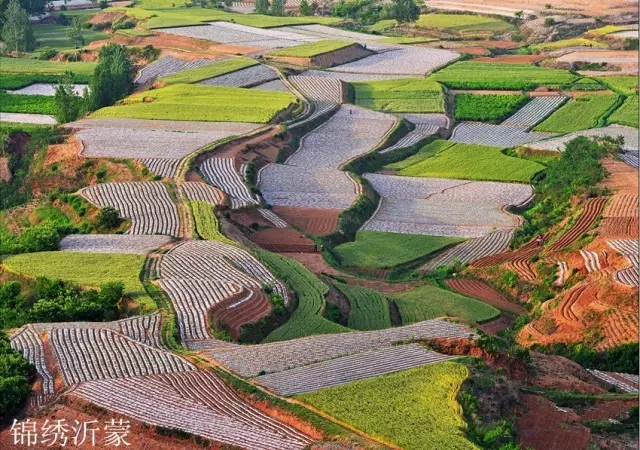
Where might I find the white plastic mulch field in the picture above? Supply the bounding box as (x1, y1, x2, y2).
(0, 112, 56, 124)
(525, 125, 639, 152)
(60, 234, 172, 254)
(450, 122, 553, 148)
(199, 157, 259, 209)
(362, 174, 532, 237)
(283, 24, 392, 49)
(328, 47, 459, 75)
(7, 83, 87, 96)
(251, 79, 292, 93)
(68, 118, 261, 134)
(286, 105, 396, 168)
(199, 64, 278, 87)
(259, 164, 359, 210)
(298, 69, 408, 82)
(501, 96, 567, 129)
(288, 76, 344, 103)
(379, 123, 440, 154)
(421, 230, 513, 271)
(135, 55, 216, 84)
(607, 239, 639, 287)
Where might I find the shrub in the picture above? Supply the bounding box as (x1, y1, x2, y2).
(96, 206, 122, 230)
(112, 20, 135, 31)
(18, 225, 60, 253)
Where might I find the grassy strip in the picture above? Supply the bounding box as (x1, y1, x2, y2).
(159, 57, 257, 84)
(296, 362, 476, 450)
(0, 56, 96, 74)
(270, 40, 352, 57)
(531, 38, 607, 52)
(587, 25, 634, 36)
(352, 78, 445, 113)
(0, 72, 92, 90)
(189, 201, 236, 244)
(32, 23, 109, 50)
(384, 139, 454, 170)
(519, 386, 638, 407)
(333, 281, 391, 330)
(391, 284, 499, 324)
(0, 92, 57, 115)
(334, 231, 463, 269)
(454, 93, 530, 123)
(594, 75, 637, 96)
(257, 250, 349, 343)
(534, 94, 620, 133)
(416, 13, 513, 33)
(143, 279, 183, 350)
(608, 94, 639, 128)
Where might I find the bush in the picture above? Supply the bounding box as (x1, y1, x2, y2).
(37, 46, 58, 60)
(92, 21, 111, 31)
(96, 206, 122, 230)
(18, 225, 60, 253)
(112, 20, 135, 31)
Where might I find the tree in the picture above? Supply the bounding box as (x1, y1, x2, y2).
(96, 206, 122, 229)
(18, 224, 60, 252)
(0, 0, 51, 16)
(514, 10, 523, 20)
(255, 0, 269, 14)
(1, 0, 35, 55)
(88, 43, 133, 111)
(299, 0, 311, 15)
(392, 0, 419, 24)
(270, 0, 284, 16)
(65, 16, 85, 48)
(54, 71, 85, 123)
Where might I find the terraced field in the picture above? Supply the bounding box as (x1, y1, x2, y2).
(256, 344, 453, 395)
(328, 47, 458, 76)
(200, 157, 259, 209)
(547, 197, 607, 251)
(81, 182, 180, 236)
(288, 76, 343, 102)
(334, 282, 392, 330)
(182, 181, 226, 205)
(534, 94, 620, 133)
(199, 64, 278, 88)
(160, 57, 258, 85)
(353, 78, 445, 113)
(607, 239, 639, 287)
(379, 123, 440, 154)
(422, 231, 513, 271)
(450, 122, 552, 148)
(446, 279, 525, 314)
(135, 56, 216, 85)
(609, 95, 639, 129)
(60, 234, 172, 254)
(526, 125, 639, 152)
(501, 96, 568, 129)
(10, 326, 55, 395)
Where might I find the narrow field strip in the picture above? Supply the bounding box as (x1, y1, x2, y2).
(10, 326, 55, 395)
(0, 112, 56, 124)
(139, 158, 180, 179)
(289, 76, 343, 102)
(379, 123, 440, 154)
(135, 55, 216, 85)
(182, 181, 226, 205)
(199, 64, 277, 88)
(258, 209, 288, 228)
(501, 96, 568, 129)
(607, 239, 639, 287)
(422, 231, 513, 271)
(547, 197, 607, 251)
(255, 344, 454, 395)
(60, 234, 172, 254)
(287, 101, 339, 130)
(200, 157, 259, 209)
(526, 125, 639, 152)
(588, 370, 639, 394)
(451, 122, 553, 148)
(328, 47, 458, 75)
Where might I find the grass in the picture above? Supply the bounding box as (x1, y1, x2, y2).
(257, 250, 349, 343)
(588, 25, 634, 36)
(115, 28, 154, 37)
(190, 201, 235, 244)
(91, 83, 296, 123)
(0, 73, 92, 90)
(352, 78, 445, 113)
(454, 93, 530, 123)
(531, 38, 607, 52)
(391, 284, 499, 324)
(333, 281, 391, 331)
(296, 362, 476, 450)
(595, 76, 637, 95)
(365, 19, 396, 32)
(608, 95, 639, 128)
(430, 61, 579, 91)
(2, 251, 155, 312)
(33, 24, 109, 51)
(334, 231, 463, 269)
(396, 140, 545, 183)
(0, 56, 96, 75)
(416, 13, 514, 33)
(0, 92, 57, 115)
(159, 57, 257, 84)
(270, 40, 352, 57)
(384, 139, 455, 170)
(534, 94, 620, 133)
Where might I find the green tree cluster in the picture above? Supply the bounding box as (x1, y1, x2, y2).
(332, 0, 382, 25)
(88, 43, 133, 111)
(1, 0, 35, 54)
(0, 331, 35, 421)
(54, 71, 86, 123)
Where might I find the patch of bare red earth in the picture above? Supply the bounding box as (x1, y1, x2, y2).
(472, 235, 546, 282)
(272, 206, 340, 236)
(600, 159, 638, 196)
(547, 197, 608, 252)
(446, 279, 525, 314)
(210, 288, 272, 340)
(599, 217, 639, 239)
(251, 227, 316, 253)
(230, 209, 270, 228)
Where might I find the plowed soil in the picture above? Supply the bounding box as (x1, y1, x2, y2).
(272, 206, 340, 236)
(210, 288, 272, 340)
(472, 235, 544, 269)
(604, 193, 638, 218)
(478, 314, 514, 335)
(251, 227, 316, 253)
(230, 209, 271, 229)
(446, 279, 526, 314)
(432, 0, 637, 16)
(598, 217, 639, 238)
(547, 197, 607, 251)
(600, 158, 638, 195)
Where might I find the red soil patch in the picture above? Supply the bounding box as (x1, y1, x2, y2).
(345, 267, 391, 279)
(454, 46, 489, 55)
(548, 197, 607, 251)
(431, 0, 637, 16)
(598, 217, 639, 239)
(230, 209, 271, 228)
(0, 157, 10, 182)
(45, 135, 81, 166)
(446, 279, 525, 314)
(272, 206, 340, 236)
(472, 235, 545, 269)
(251, 227, 316, 253)
(478, 314, 514, 335)
(600, 158, 638, 195)
(210, 288, 272, 340)
(505, 257, 537, 281)
(604, 193, 638, 218)
(475, 55, 546, 63)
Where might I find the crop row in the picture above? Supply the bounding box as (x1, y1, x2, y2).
(526, 125, 639, 153)
(7, 82, 87, 96)
(11, 326, 55, 394)
(81, 182, 180, 236)
(534, 94, 620, 134)
(72, 370, 313, 450)
(258, 208, 288, 228)
(60, 234, 172, 255)
(135, 55, 215, 85)
(580, 250, 602, 273)
(50, 327, 196, 385)
(0, 92, 56, 115)
(140, 158, 180, 178)
(588, 370, 638, 394)
(422, 230, 512, 271)
(289, 76, 343, 102)
(256, 343, 453, 395)
(252, 79, 291, 93)
(200, 157, 259, 209)
(117, 312, 164, 348)
(287, 101, 339, 130)
(619, 151, 639, 169)
(199, 64, 277, 88)
(501, 96, 568, 129)
(182, 181, 226, 206)
(329, 47, 458, 76)
(605, 194, 639, 218)
(334, 282, 391, 331)
(454, 94, 530, 123)
(607, 239, 639, 287)
(379, 123, 439, 154)
(451, 122, 551, 148)
(555, 261, 568, 287)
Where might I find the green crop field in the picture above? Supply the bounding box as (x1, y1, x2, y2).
(416, 13, 513, 33)
(352, 78, 445, 113)
(430, 62, 579, 91)
(396, 141, 544, 183)
(33, 24, 109, 51)
(608, 95, 639, 128)
(0, 56, 96, 75)
(588, 25, 634, 35)
(534, 94, 620, 133)
(531, 38, 607, 52)
(385, 140, 455, 170)
(0, 92, 56, 115)
(391, 284, 499, 324)
(160, 57, 257, 84)
(333, 282, 391, 331)
(365, 19, 396, 32)
(270, 40, 352, 57)
(0, 73, 92, 90)
(595, 76, 638, 95)
(2, 252, 155, 312)
(91, 84, 296, 123)
(258, 251, 348, 343)
(190, 201, 236, 245)
(334, 231, 463, 269)
(454, 93, 530, 123)
(297, 362, 476, 450)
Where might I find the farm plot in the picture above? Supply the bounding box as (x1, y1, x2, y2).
(534, 94, 620, 133)
(547, 197, 607, 251)
(595, 76, 638, 95)
(252, 79, 292, 93)
(599, 217, 639, 239)
(210, 289, 272, 340)
(297, 69, 408, 82)
(353, 78, 445, 114)
(415, 13, 514, 34)
(140, 159, 181, 178)
(80, 182, 180, 236)
(259, 165, 358, 210)
(604, 194, 638, 218)
(116, 312, 164, 348)
(450, 122, 553, 148)
(206, 318, 475, 377)
(0, 91, 56, 115)
(334, 231, 463, 269)
(91, 84, 296, 124)
(608, 95, 639, 129)
(296, 362, 474, 450)
(607, 239, 639, 287)
(334, 282, 391, 330)
(10, 326, 55, 395)
(329, 47, 458, 76)
(363, 173, 532, 237)
(526, 125, 639, 152)
(391, 284, 499, 325)
(258, 209, 288, 228)
(135, 55, 216, 85)
(159, 240, 288, 344)
(501, 96, 568, 129)
(380, 124, 439, 154)
(182, 181, 226, 205)
(287, 101, 340, 130)
(446, 279, 524, 314)
(68, 118, 263, 134)
(454, 94, 530, 123)
(7, 83, 87, 96)
(50, 327, 195, 385)
(282, 24, 391, 47)
(421, 230, 513, 271)
(256, 344, 453, 395)
(286, 106, 396, 168)
(199, 64, 277, 88)
(619, 151, 639, 169)
(72, 370, 313, 450)
(385, 139, 455, 170)
(0, 112, 56, 124)
(272, 206, 340, 235)
(200, 157, 258, 209)
(60, 234, 172, 254)
(160, 57, 257, 85)
(270, 40, 352, 57)
(288, 76, 343, 102)
(588, 370, 639, 394)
